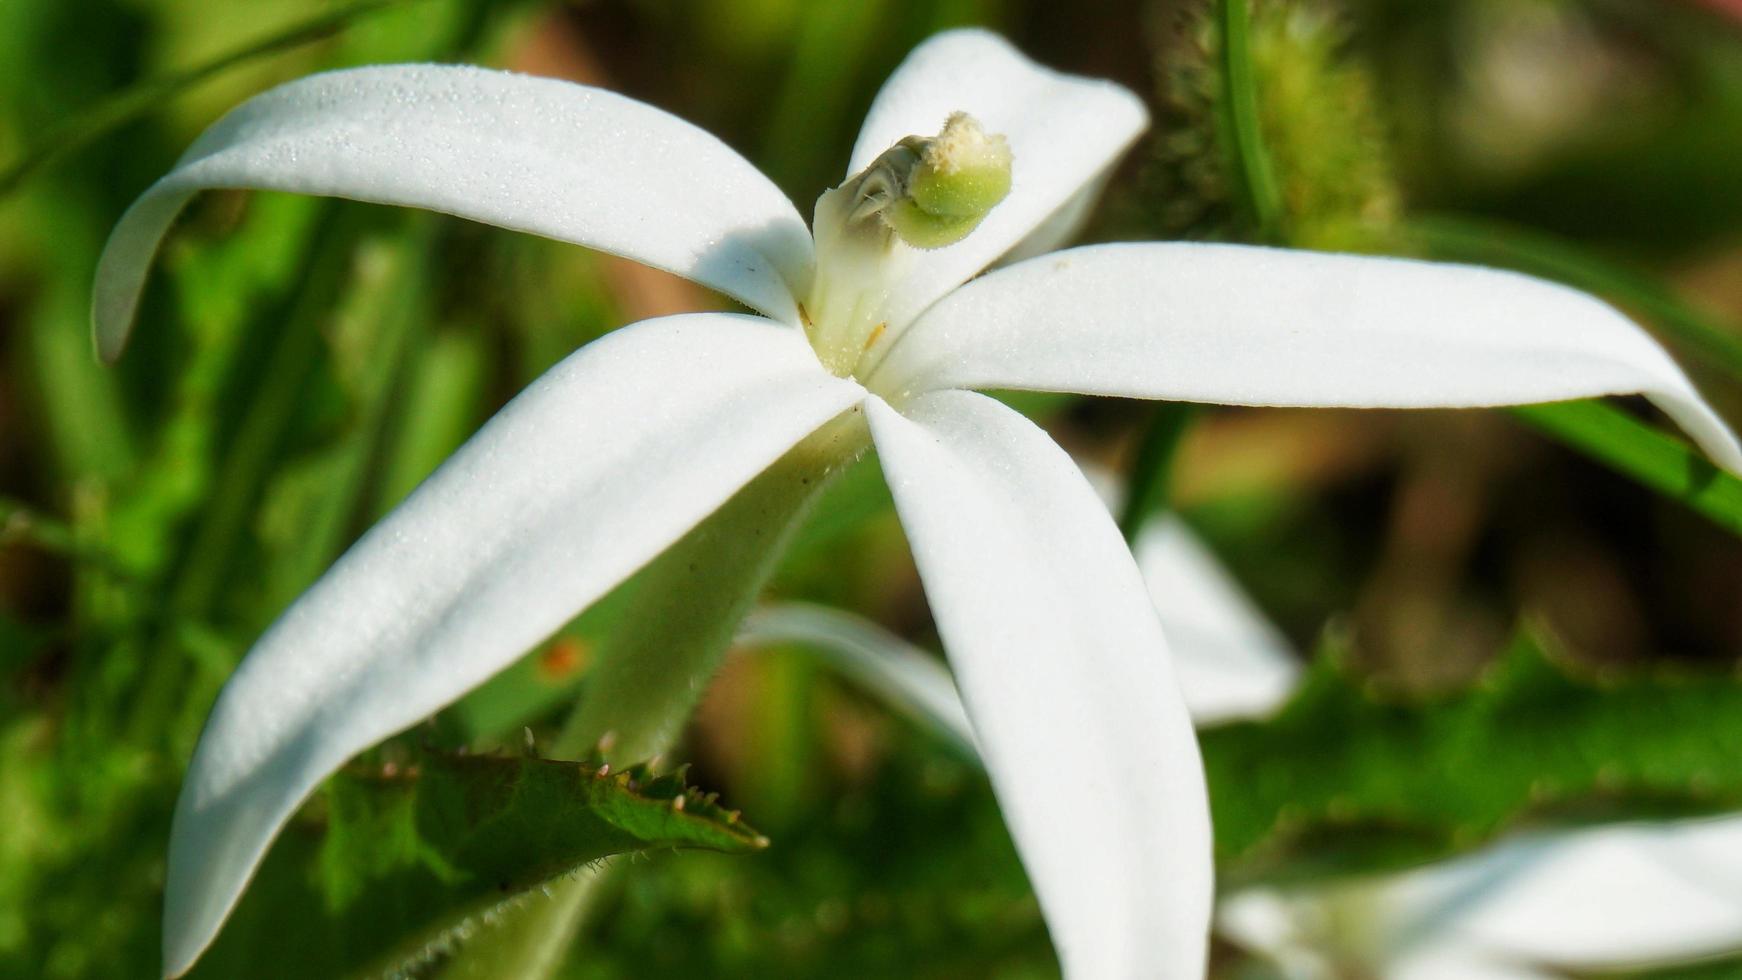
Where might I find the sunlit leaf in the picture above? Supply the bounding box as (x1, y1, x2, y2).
(190, 751, 766, 980)
(1205, 625, 1742, 886)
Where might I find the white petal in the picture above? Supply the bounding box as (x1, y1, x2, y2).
(163, 313, 863, 978)
(866, 390, 1212, 979)
(874, 243, 1742, 472)
(1390, 947, 1556, 980)
(847, 30, 1147, 330)
(1135, 517, 1300, 724)
(737, 602, 977, 756)
(1413, 816, 1742, 970)
(994, 173, 1110, 268)
(95, 64, 813, 361)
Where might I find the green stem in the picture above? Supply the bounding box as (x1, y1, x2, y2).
(555, 409, 870, 762)
(1118, 402, 1199, 542)
(1216, 0, 1285, 241)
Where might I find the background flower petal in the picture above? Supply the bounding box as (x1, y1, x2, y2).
(846, 29, 1147, 331)
(94, 64, 814, 360)
(1136, 516, 1300, 725)
(1411, 816, 1742, 970)
(874, 242, 1742, 472)
(162, 313, 864, 978)
(866, 389, 1212, 980)
(1223, 815, 1742, 978)
(737, 602, 978, 757)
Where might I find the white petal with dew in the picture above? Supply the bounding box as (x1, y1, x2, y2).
(737, 602, 976, 756)
(876, 242, 1742, 472)
(866, 389, 1212, 980)
(163, 313, 863, 978)
(1135, 516, 1300, 724)
(846, 29, 1147, 332)
(95, 64, 813, 360)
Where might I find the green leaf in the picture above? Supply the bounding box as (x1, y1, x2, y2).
(1204, 625, 1742, 887)
(1510, 400, 1742, 538)
(190, 752, 765, 980)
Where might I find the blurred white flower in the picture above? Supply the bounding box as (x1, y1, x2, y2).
(1221, 815, 1742, 979)
(96, 28, 1741, 980)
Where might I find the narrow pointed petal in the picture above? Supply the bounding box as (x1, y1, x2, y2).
(1415, 817, 1742, 970)
(95, 65, 813, 361)
(866, 390, 1212, 979)
(875, 243, 1742, 472)
(163, 313, 863, 978)
(738, 602, 977, 756)
(847, 30, 1147, 329)
(1135, 517, 1300, 724)
(1391, 949, 1556, 980)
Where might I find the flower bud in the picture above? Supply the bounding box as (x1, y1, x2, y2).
(882, 113, 1012, 248)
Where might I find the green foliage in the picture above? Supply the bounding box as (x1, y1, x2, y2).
(1206, 626, 1742, 887)
(1150, 0, 1399, 247)
(6, 0, 1742, 976)
(0, 0, 417, 196)
(191, 751, 766, 980)
(1510, 400, 1742, 539)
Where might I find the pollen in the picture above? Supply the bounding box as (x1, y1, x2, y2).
(862, 321, 887, 352)
(925, 112, 1010, 179)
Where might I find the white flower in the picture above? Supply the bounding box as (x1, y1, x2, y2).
(736, 513, 1301, 750)
(1220, 815, 1742, 979)
(769, 526, 1742, 980)
(94, 29, 1742, 980)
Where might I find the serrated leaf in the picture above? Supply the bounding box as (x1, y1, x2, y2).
(1204, 626, 1742, 887)
(189, 752, 765, 980)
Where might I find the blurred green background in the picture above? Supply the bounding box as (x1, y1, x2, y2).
(5, 0, 1742, 976)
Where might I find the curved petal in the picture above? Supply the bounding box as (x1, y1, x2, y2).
(847, 30, 1147, 330)
(164, 313, 864, 978)
(1421, 817, 1742, 970)
(737, 602, 977, 756)
(95, 64, 813, 361)
(994, 173, 1111, 268)
(873, 243, 1742, 472)
(1135, 517, 1300, 724)
(866, 389, 1212, 979)
(1391, 948, 1555, 980)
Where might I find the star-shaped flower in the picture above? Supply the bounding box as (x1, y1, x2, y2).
(95, 29, 1742, 980)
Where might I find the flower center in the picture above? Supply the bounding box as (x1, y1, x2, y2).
(801, 113, 1012, 384)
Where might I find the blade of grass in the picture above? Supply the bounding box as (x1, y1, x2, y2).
(1511, 400, 1742, 537)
